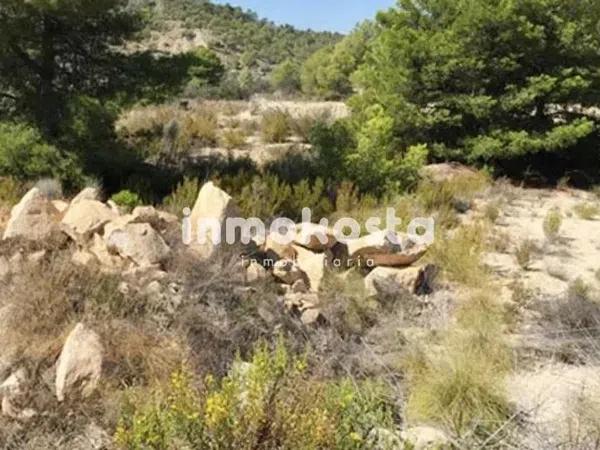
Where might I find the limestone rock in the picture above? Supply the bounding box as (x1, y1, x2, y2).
(52, 199, 69, 213)
(346, 230, 428, 267)
(56, 323, 103, 402)
(189, 182, 239, 258)
(301, 308, 322, 325)
(258, 234, 298, 261)
(3, 188, 60, 240)
(61, 200, 117, 241)
(246, 261, 268, 283)
(0, 368, 36, 420)
(105, 223, 170, 267)
(90, 233, 123, 269)
(294, 223, 337, 251)
(71, 187, 100, 205)
(364, 265, 438, 297)
(71, 250, 96, 267)
(293, 245, 326, 292)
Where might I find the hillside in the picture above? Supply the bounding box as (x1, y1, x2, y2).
(136, 0, 342, 69)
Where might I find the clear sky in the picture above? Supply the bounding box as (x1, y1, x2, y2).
(213, 0, 397, 33)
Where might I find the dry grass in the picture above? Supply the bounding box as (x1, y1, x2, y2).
(543, 208, 563, 240)
(220, 128, 248, 149)
(573, 202, 600, 220)
(515, 239, 536, 270)
(260, 109, 291, 143)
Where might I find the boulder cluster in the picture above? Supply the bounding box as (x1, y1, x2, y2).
(0, 180, 435, 419)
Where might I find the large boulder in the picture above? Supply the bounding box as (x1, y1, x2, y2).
(61, 200, 117, 241)
(189, 182, 239, 258)
(56, 323, 103, 402)
(294, 223, 337, 251)
(105, 223, 170, 267)
(346, 230, 428, 267)
(3, 187, 60, 240)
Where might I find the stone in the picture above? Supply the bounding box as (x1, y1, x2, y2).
(258, 234, 298, 261)
(363, 265, 440, 297)
(90, 233, 123, 269)
(56, 323, 103, 401)
(346, 230, 428, 267)
(400, 426, 450, 450)
(71, 250, 96, 267)
(301, 308, 322, 325)
(273, 259, 305, 285)
(61, 200, 117, 241)
(51, 199, 69, 213)
(132, 205, 159, 223)
(246, 261, 268, 283)
(293, 245, 326, 292)
(106, 199, 122, 215)
(189, 182, 239, 258)
(3, 188, 60, 240)
(291, 279, 308, 293)
(105, 223, 170, 267)
(0, 368, 37, 421)
(27, 250, 46, 263)
(294, 223, 337, 251)
(71, 187, 100, 205)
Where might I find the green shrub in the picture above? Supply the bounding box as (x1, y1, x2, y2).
(515, 239, 536, 270)
(543, 209, 563, 240)
(162, 177, 201, 217)
(111, 190, 143, 212)
(115, 340, 395, 449)
(0, 122, 83, 188)
(290, 112, 330, 143)
(260, 110, 291, 143)
(0, 177, 27, 206)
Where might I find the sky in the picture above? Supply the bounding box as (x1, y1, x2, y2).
(213, 0, 397, 34)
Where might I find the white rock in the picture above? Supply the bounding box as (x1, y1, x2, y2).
(71, 187, 100, 205)
(71, 250, 96, 267)
(301, 308, 322, 325)
(293, 245, 326, 292)
(61, 200, 117, 240)
(105, 223, 170, 267)
(3, 188, 60, 240)
(189, 182, 239, 258)
(246, 261, 268, 283)
(0, 368, 37, 421)
(364, 267, 422, 297)
(52, 199, 69, 213)
(56, 323, 103, 401)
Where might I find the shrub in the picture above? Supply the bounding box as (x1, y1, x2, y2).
(543, 209, 563, 240)
(290, 112, 331, 143)
(0, 122, 83, 188)
(515, 239, 536, 270)
(260, 110, 291, 144)
(0, 177, 26, 206)
(180, 112, 219, 148)
(111, 190, 143, 212)
(425, 223, 489, 287)
(404, 291, 511, 437)
(484, 202, 501, 223)
(162, 177, 201, 217)
(115, 340, 396, 449)
(220, 128, 247, 149)
(573, 202, 600, 220)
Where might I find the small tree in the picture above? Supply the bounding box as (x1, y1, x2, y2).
(270, 59, 301, 94)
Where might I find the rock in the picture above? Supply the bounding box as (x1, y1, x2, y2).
(27, 250, 46, 263)
(71, 187, 100, 205)
(367, 428, 403, 450)
(61, 200, 117, 241)
(106, 199, 122, 215)
(400, 426, 450, 450)
(325, 242, 350, 271)
(301, 308, 322, 325)
(89, 233, 123, 269)
(157, 210, 179, 224)
(420, 162, 478, 183)
(294, 223, 337, 251)
(346, 230, 428, 267)
(258, 234, 298, 261)
(364, 265, 438, 297)
(105, 223, 170, 267)
(291, 279, 308, 293)
(246, 261, 268, 283)
(189, 182, 239, 258)
(3, 188, 60, 240)
(52, 199, 69, 213)
(293, 245, 326, 292)
(56, 323, 103, 401)
(273, 259, 305, 285)
(132, 205, 159, 223)
(71, 250, 96, 267)
(0, 368, 37, 421)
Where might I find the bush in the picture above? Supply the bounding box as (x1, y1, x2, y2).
(0, 122, 83, 189)
(111, 190, 143, 212)
(260, 110, 291, 144)
(220, 128, 247, 150)
(162, 177, 201, 217)
(115, 339, 396, 449)
(290, 111, 331, 143)
(0, 177, 26, 206)
(543, 209, 563, 240)
(180, 112, 218, 148)
(515, 239, 536, 270)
